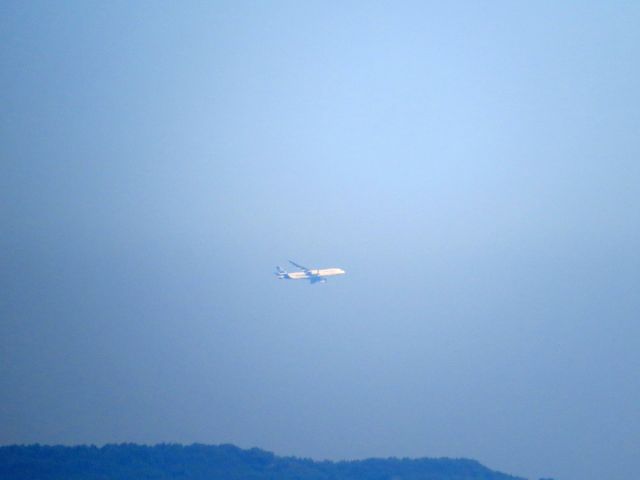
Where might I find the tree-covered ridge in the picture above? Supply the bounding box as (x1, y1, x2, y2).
(0, 443, 526, 480)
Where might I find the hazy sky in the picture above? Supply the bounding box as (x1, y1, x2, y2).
(2, 2, 639, 480)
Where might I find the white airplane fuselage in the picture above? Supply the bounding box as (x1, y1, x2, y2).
(285, 268, 345, 280)
(275, 262, 346, 284)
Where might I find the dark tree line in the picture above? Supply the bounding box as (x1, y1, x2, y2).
(0, 443, 528, 480)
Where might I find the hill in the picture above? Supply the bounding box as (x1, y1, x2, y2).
(0, 443, 526, 480)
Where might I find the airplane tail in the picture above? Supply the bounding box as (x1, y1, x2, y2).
(274, 266, 287, 279)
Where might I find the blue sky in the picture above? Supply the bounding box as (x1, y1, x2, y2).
(2, 2, 639, 480)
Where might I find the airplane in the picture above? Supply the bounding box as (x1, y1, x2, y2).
(275, 260, 346, 284)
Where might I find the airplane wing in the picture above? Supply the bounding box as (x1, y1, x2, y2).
(289, 260, 311, 273)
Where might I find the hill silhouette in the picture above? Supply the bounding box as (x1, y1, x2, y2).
(0, 443, 527, 480)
